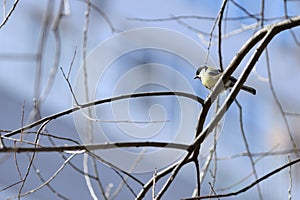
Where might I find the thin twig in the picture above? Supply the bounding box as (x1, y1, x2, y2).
(183, 157, 300, 199)
(83, 153, 98, 200)
(230, 0, 259, 21)
(60, 67, 80, 106)
(111, 170, 137, 199)
(46, 135, 98, 180)
(17, 120, 51, 199)
(13, 141, 22, 180)
(208, 182, 219, 200)
(0, 0, 20, 29)
(283, 0, 300, 46)
(152, 169, 157, 199)
(288, 155, 292, 200)
(0, 131, 5, 148)
(235, 99, 263, 200)
(27, 0, 53, 125)
(0, 180, 23, 193)
(260, 0, 265, 27)
(89, 151, 145, 187)
(30, 156, 70, 200)
(265, 47, 299, 156)
(77, 0, 118, 32)
(33, 0, 54, 102)
(5, 91, 204, 137)
(127, 15, 289, 22)
(136, 158, 193, 199)
(204, 3, 221, 66)
(67, 47, 77, 79)
(91, 157, 108, 200)
(285, 112, 300, 117)
(217, 0, 229, 71)
(40, 0, 64, 102)
(111, 148, 146, 199)
(10, 153, 76, 199)
(172, 15, 214, 37)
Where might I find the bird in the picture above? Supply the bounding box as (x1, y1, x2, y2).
(194, 66, 256, 95)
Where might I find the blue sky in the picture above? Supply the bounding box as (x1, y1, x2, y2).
(1, 1, 300, 199)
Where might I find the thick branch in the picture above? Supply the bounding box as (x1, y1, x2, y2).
(154, 15, 300, 200)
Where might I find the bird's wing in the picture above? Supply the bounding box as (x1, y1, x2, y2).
(227, 76, 238, 87)
(229, 76, 237, 83)
(207, 68, 222, 76)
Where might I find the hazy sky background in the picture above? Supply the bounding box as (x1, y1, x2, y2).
(1, 1, 300, 199)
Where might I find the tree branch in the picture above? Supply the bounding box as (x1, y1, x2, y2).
(184, 157, 300, 199)
(4, 91, 204, 137)
(0, 141, 190, 153)
(154, 15, 300, 200)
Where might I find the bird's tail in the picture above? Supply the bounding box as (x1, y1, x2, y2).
(241, 85, 256, 95)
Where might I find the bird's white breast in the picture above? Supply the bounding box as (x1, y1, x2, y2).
(200, 69, 221, 89)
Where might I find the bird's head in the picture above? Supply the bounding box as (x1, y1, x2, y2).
(194, 66, 207, 80)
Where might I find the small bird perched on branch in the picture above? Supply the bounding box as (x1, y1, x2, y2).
(194, 66, 256, 95)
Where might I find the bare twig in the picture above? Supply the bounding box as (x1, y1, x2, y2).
(34, 0, 54, 101)
(19, 100, 26, 142)
(5, 91, 204, 137)
(91, 158, 108, 200)
(10, 153, 76, 199)
(80, 3, 108, 198)
(46, 135, 98, 180)
(13, 141, 22, 180)
(285, 112, 300, 117)
(217, 0, 229, 71)
(17, 120, 51, 199)
(77, 0, 118, 32)
(111, 170, 137, 199)
(30, 158, 70, 200)
(199, 148, 214, 187)
(288, 155, 292, 200)
(208, 182, 219, 200)
(127, 15, 290, 22)
(111, 148, 146, 199)
(27, 0, 54, 125)
(217, 148, 300, 160)
(67, 47, 77, 79)
(260, 0, 265, 27)
(265, 47, 299, 156)
(60, 67, 80, 106)
(152, 169, 157, 199)
(204, 3, 222, 66)
(136, 158, 193, 199)
(230, 0, 259, 21)
(0, 0, 20, 29)
(235, 99, 262, 200)
(0, 131, 5, 148)
(83, 153, 98, 200)
(40, 0, 65, 102)
(0, 141, 189, 153)
(0, 180, 23, 193)
(89, 152, 145, 187)
(183, 157, 300, 199)
(283, 0, 300, 46)
(172, 15, 213, 36)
